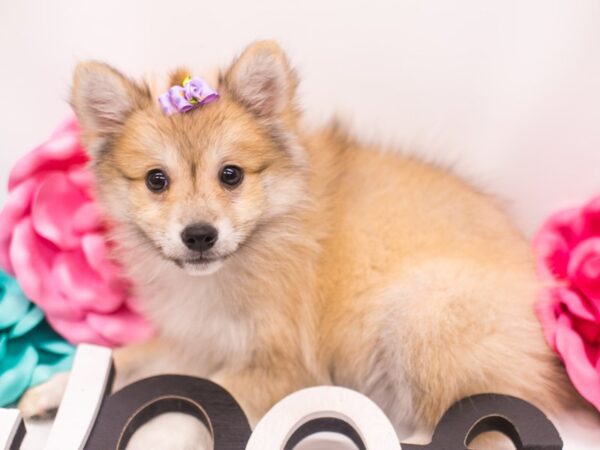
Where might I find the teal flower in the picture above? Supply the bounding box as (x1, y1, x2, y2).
(0, 269, 75, 407)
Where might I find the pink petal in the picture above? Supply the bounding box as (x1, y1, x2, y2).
(9, 218, 83, 320)
(533, 207, 586, 280)
(41, 284, 86, 320)
(572, 316, 600, 346)
(87, 308, 154, 346)
(8, 130, 87, 189)
(46, 315, 113, 346)
(31, 172, 87, 250)
(80, 233, 109, 272)
(52, 250, 124, 313)
(533, 230, 571, 280)
(73, 202, 103, 235)
(556, 286, 597, 322)
(80, 233, 124, 285)
(51, 116, 80, 137)
(581, 197, 600, 239)
(67, 167, 96, 198)
(569, 238, 600, 305)
(9, 218, 54, 300)
(555, 315, 600, 411)
(553, 287, 600, 345)
(0, 178, 38, 274)
(548, 208, 585, 246)
(535, 289, 561, 350)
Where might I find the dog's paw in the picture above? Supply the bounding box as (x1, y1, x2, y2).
(126, 412, 213, 450)
(18, 372, 70, 420)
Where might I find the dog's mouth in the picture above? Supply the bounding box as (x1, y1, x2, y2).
(172, 252, 233, 276)
(173, 252, 233, 268)
(132, 224, 243, 272)
(180, 255, 225, 266)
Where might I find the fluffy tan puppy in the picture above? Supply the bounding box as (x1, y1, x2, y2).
(20, 41, 583, 448)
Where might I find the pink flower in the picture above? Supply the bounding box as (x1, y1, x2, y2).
(0, 117, 153, 347)
(534, 197, 600, 411)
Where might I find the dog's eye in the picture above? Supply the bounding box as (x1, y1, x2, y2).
(220, 165, 244, 188)
(145, 169, 169, 193)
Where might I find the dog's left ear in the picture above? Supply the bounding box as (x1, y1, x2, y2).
(71, 61, 151, 156)
(223, 41, 298, 119)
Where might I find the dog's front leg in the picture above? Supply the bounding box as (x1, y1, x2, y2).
(110, 337, 184, 389)
(212, 361, 317, 426)
(18, 338, 169, 419)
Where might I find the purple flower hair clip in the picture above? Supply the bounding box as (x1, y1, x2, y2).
(158, 75, 219, 115)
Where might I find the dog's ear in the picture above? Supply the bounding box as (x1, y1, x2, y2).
(223, 41, 298, 119)
(71, 61, 151, 155)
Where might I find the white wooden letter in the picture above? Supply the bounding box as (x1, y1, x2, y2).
(246, 386, 401, 450)
(43, 344, 113, 450)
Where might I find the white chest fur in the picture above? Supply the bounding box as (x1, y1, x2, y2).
(125, 249, 256, 375)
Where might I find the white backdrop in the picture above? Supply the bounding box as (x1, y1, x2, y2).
(1, 1, 600, 449)
(1, 1, 599, 235)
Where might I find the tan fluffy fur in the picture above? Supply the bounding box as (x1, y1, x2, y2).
(22, 41, 585, 445)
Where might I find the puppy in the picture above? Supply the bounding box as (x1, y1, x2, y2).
(20, 41, 583, 447)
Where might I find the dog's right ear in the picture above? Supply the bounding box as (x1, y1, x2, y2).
(223, 41, 298, 120)
(71, 61, 151, 156)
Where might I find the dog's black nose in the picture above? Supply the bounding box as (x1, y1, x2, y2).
(181, 223, 218, 252)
